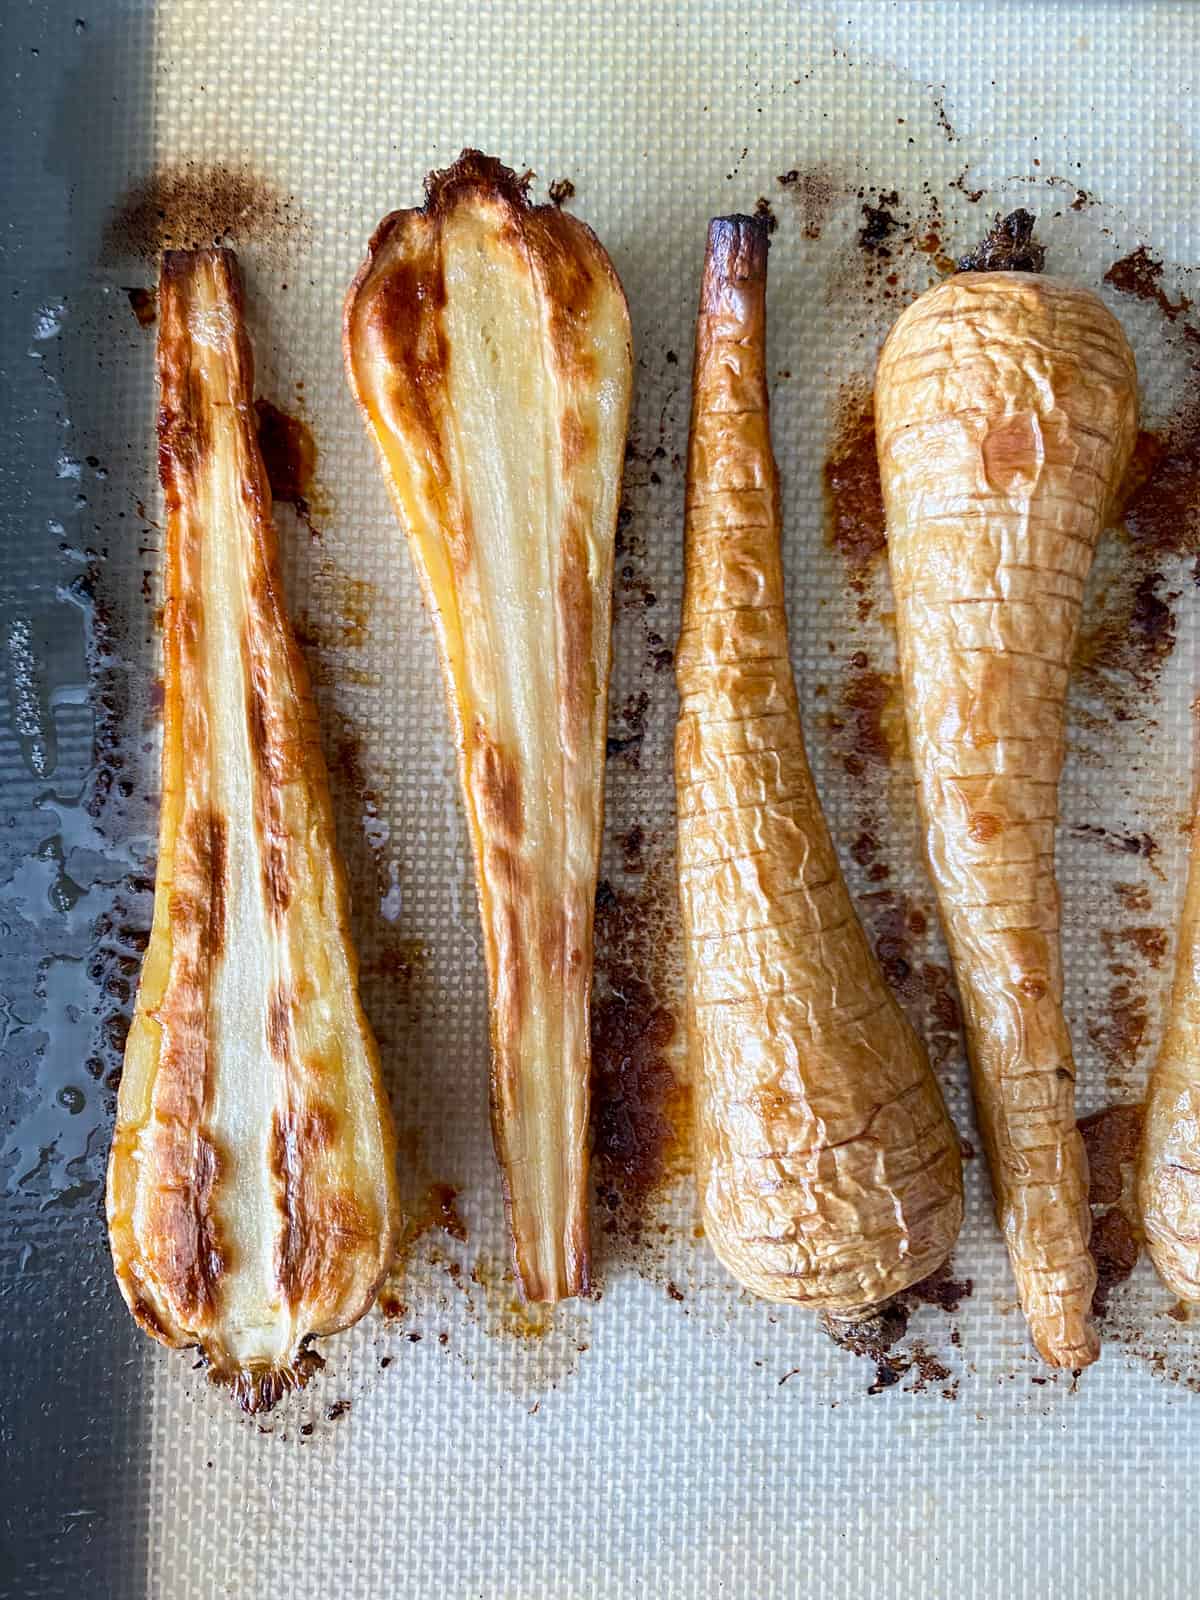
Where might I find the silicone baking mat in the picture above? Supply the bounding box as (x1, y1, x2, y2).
(3, 3, 1199, 1597)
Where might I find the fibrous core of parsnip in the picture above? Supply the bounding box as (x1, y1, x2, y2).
(875, 268, 1138, 1366)
(107, 249, 398, 1409)
(676, 215, 963, 1312)
(344, 152, 633, 1302)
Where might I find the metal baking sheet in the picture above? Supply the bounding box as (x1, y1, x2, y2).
(3, 3, 1199, 1596)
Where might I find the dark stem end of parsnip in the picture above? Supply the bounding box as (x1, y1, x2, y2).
(957, 209, 1046, 274)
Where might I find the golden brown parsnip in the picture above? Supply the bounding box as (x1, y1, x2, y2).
(344, 152, 632, 1302)
(107, 250, 399, 1410)
(876, 265, 1138, 1366)
(1139, 808, 1200, 1302)
(676, 215, 963, 1312)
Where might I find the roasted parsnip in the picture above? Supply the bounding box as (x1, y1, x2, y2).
(107, 250, 398, 1409)
(344, 152, 632, 1302)
(875, 238, 1138, 1365)
(1139, 804, 1200, 1302)
(676, 215, 963, 1312)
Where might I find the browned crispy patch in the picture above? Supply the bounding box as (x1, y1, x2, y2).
(271, 1105, 369, 1308)
(265, 983, 294, 1062)
(424, 148, 533, 215)
(242, 633, 293, 920)
(776, 166, 838, 239)
(143, 1131, 227, 1323)
(556, 514, 596, 757)
(522, 208, 604, 388)
(473, 731, 524, 841)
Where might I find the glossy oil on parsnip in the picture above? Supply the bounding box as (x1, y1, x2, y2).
(107, 250, 398, 1410)
(675, 214, 963, 1312)
(875, 218, 1139, 1366)
(344, 152, 633, 1302)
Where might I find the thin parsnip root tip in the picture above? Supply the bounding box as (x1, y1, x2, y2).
(676, 215, 963, 1315)
(107, 249, 400, 1395)
(876, 268, 1138, 1366)
(344, 153, 633, 1303)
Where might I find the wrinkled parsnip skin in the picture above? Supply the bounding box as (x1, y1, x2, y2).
(344, 152, 632, 1302)
(676, 216, 963, 1312)
(876, 271, 1138, 1366)
(1139, 810, 1200, 1302)
(107, 251, 398, 1410)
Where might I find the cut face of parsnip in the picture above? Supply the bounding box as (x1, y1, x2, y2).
(107, 250, 398, 1410)
(876, 268, 1138, 1366)
(1139, 813, 1200, 1303)
(676, 215, 963, 1313)
(344, 152, 633, 1302)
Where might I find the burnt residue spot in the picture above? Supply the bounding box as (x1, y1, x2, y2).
(858, 190, 901, 257)
(1070, 824, 1159, 860)
(618, 824, 646, 873)
(325, 1399, 351, 1422)
(1104, 246, 1192, 321)
(858, 887, 963, 1068)
(1079, 1104, 1145, 1208)
(124, 285, 157, 326)
(590, 867, 687, 1256)
(591, 964, 679, 1230)
(1102, 924, 1168, 971)
(1090, 1209, 1141, 1320)
(957, 209, 1046, 274)
(824, 383, 885, 604)
(1078, 1103, 1145, 1321)
(1125, 409, 1200, 565)
(255, 398, 316, 508)
(395, 1180, 469, 1262)
(1075, 566, 1179, 696)
(776, 167, 838, 240)
(833, 654, 904, 777)
(547, 177, 576, 206)
(1087, 984, 1150, 1074)
(908, 1262, 974, 1314)
(104, 164, 304, 260)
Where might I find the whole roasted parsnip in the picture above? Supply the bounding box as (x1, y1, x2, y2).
(875, 238, 1138, 1365)
(107, 250, 398, 1409)
(344, 152, 632, 1302)
(676, 215, 963, 1312)
(1139, 807, 1200, 1302)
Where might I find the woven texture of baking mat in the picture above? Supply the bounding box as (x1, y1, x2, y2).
(6, 3, 1200, 1597)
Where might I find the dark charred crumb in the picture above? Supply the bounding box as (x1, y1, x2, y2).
(949, 169, 986, 204)
(124, 285, 156, 326)
(325, 1399, 351, 1422)
(930, 90, 955, 141)
(858, 191, 901, 257)
(666, 1281, 685, 1302)
(1104, 246, 1191, 321)
(960, 1139, 977, 1161)
(957, 209, 1045, 273)
(299, 1422, 314, 1435)
(438, 1331, 449, 1344)
(1166, 1302, 1190, 1324)
(104, 164, 304, 259)
(255, 398, 316, 507)
(775, 166, 838, 239)
(606, 690, 650, 768)
(590, 865, 688, 1264)
(665, 349, 679, 365)
(908, 1262, 974, 1315)
(1069, 824, 1159, 859)
(547, 177, 575, 206)
(753, 196, 778, 234)
(379, 1357, 392, 1369)
(407, 1332, 422, 1343)
(1115, 881, 1153, 914)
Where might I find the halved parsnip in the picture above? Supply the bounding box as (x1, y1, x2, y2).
(344, 152, 632, 1301)
(107, 249, 398, 1409)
